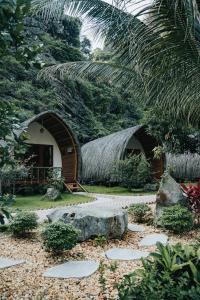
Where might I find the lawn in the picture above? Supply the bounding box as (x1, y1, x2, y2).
(83, 185, 156, 196)
(12, 193, 94, 211)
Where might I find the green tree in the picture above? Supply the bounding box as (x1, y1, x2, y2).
(0, 0, 43, 66)
(81, 36, 91, 59)
(32, 0, 200, 126)
(142, 108, 198, 154)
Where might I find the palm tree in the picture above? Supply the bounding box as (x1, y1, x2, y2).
(32, 0, 200, 125)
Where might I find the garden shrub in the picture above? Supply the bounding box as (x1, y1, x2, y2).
(111, 154, 152, 189)
(0, 224, 9, 232)
(159, 205, 193, 233)
(94, 235, 107, 248)
(128, 203, 151, 223)
(143, 182, 159, 192)
(117, 242, 200, 300)
(41, 222, 79, 255)
(10, 211, 38, 236)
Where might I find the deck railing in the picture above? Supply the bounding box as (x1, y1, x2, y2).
(17, 167, 62, 185)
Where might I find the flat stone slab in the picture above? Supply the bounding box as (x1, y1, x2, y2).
(139, 233, 168, 246)
(128, 223, 145, 232)
(0, 257, 25, 269)
(105, 248, 149, 260)
(43, 261, 99, 279)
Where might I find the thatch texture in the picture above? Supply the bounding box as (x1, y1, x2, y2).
(166, 153, 200, 181)
(81, 125, 162, 183)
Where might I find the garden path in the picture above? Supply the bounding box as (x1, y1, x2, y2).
(36, 193, 156, 223)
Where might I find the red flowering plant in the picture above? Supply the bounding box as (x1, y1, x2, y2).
(181, 181, 200, 223)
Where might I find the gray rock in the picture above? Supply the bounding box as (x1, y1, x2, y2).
(43, 261, 99, 279)
(0, 257, 25, 269)
(128, 223, 145, 232)
(47, 206, 128, 241)
(44, 187, 61, 201)
(139, 233, 168, 246)
(155, 173, 186, 219)
(105, 248, 149, 260)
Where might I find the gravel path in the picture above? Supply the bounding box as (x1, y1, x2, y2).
(36, 193, 156, 223)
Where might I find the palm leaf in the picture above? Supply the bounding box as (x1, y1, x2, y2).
(32, 0, 200, 124)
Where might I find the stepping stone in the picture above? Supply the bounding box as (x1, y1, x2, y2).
(0, 257, 25, 269)
(43, 261, 99, 279)
(105, 248, 149, 260)
(139, 233, 168, 247)
(128, 223, 144, 232)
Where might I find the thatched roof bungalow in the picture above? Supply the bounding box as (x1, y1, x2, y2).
(81, 125, 164, 183)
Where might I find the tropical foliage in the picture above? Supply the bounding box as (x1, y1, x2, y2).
(117, 242, 200, 299)
(181, 182, 200, 221)
(111, 154, 152, 189)
(32, 0, 200, 126)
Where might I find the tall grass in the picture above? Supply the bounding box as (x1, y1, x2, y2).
(166, 153, 200, 181)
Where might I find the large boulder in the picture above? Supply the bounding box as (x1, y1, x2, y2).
(155, 173, 187, 219)
(47, 206, 128, 241)
(43, 188, 61, 201)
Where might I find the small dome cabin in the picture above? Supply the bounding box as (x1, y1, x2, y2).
(81, 125, 164, 183)
(16, 111, 82, 192)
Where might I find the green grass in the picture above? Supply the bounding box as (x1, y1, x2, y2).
(12, 193, 94, 211)
(83, 185, 155, 196)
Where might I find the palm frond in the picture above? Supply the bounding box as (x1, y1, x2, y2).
(38, 60, 146, 95)
(32, 0, 200, 124)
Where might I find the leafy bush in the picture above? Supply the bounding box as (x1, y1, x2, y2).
(117, 242, 200, 300)
(47, 169, 65, 192)
(0, 194, 16, 223)
(112, 154, 152, 189)
(128, 203, 151, 223)
(143, 183, 159, 192)
(159, 205, 193, 233)
(0, 224, 9, 232)
(94, 235, 107, 248)
(10, 212, 38, 236)
(41, 222, 79, 255)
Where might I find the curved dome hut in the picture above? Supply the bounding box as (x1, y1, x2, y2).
(16, 111, 83, 192)
(81, 125, 164, 183)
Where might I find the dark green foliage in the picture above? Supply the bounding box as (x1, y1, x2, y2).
(47, 169, 64, 192)
(142, 108, 198, 154)
(10, 211, 38, 236)
(143, 183, 159, 192)
(46, 16, 81, 48)
(128, 203, 151, 223)
(41, 222, 79, 255)
(117, 242, 200, 300)
(16, 184, 47, 195)
(0, 7, 142, 145)
(112, 154, 152, 189)
(81, 36, 91, 58)
(0, 224, 9, 232)
(41, 34, 83, 63)
(94, 235, 107, 248)
(159, 205, 193, 234)
(0, 194, 16, 222)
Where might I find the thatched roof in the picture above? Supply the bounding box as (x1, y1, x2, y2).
(81, 125, 145, 182)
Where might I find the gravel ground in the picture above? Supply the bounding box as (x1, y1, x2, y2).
(0, 207, 198, 300)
